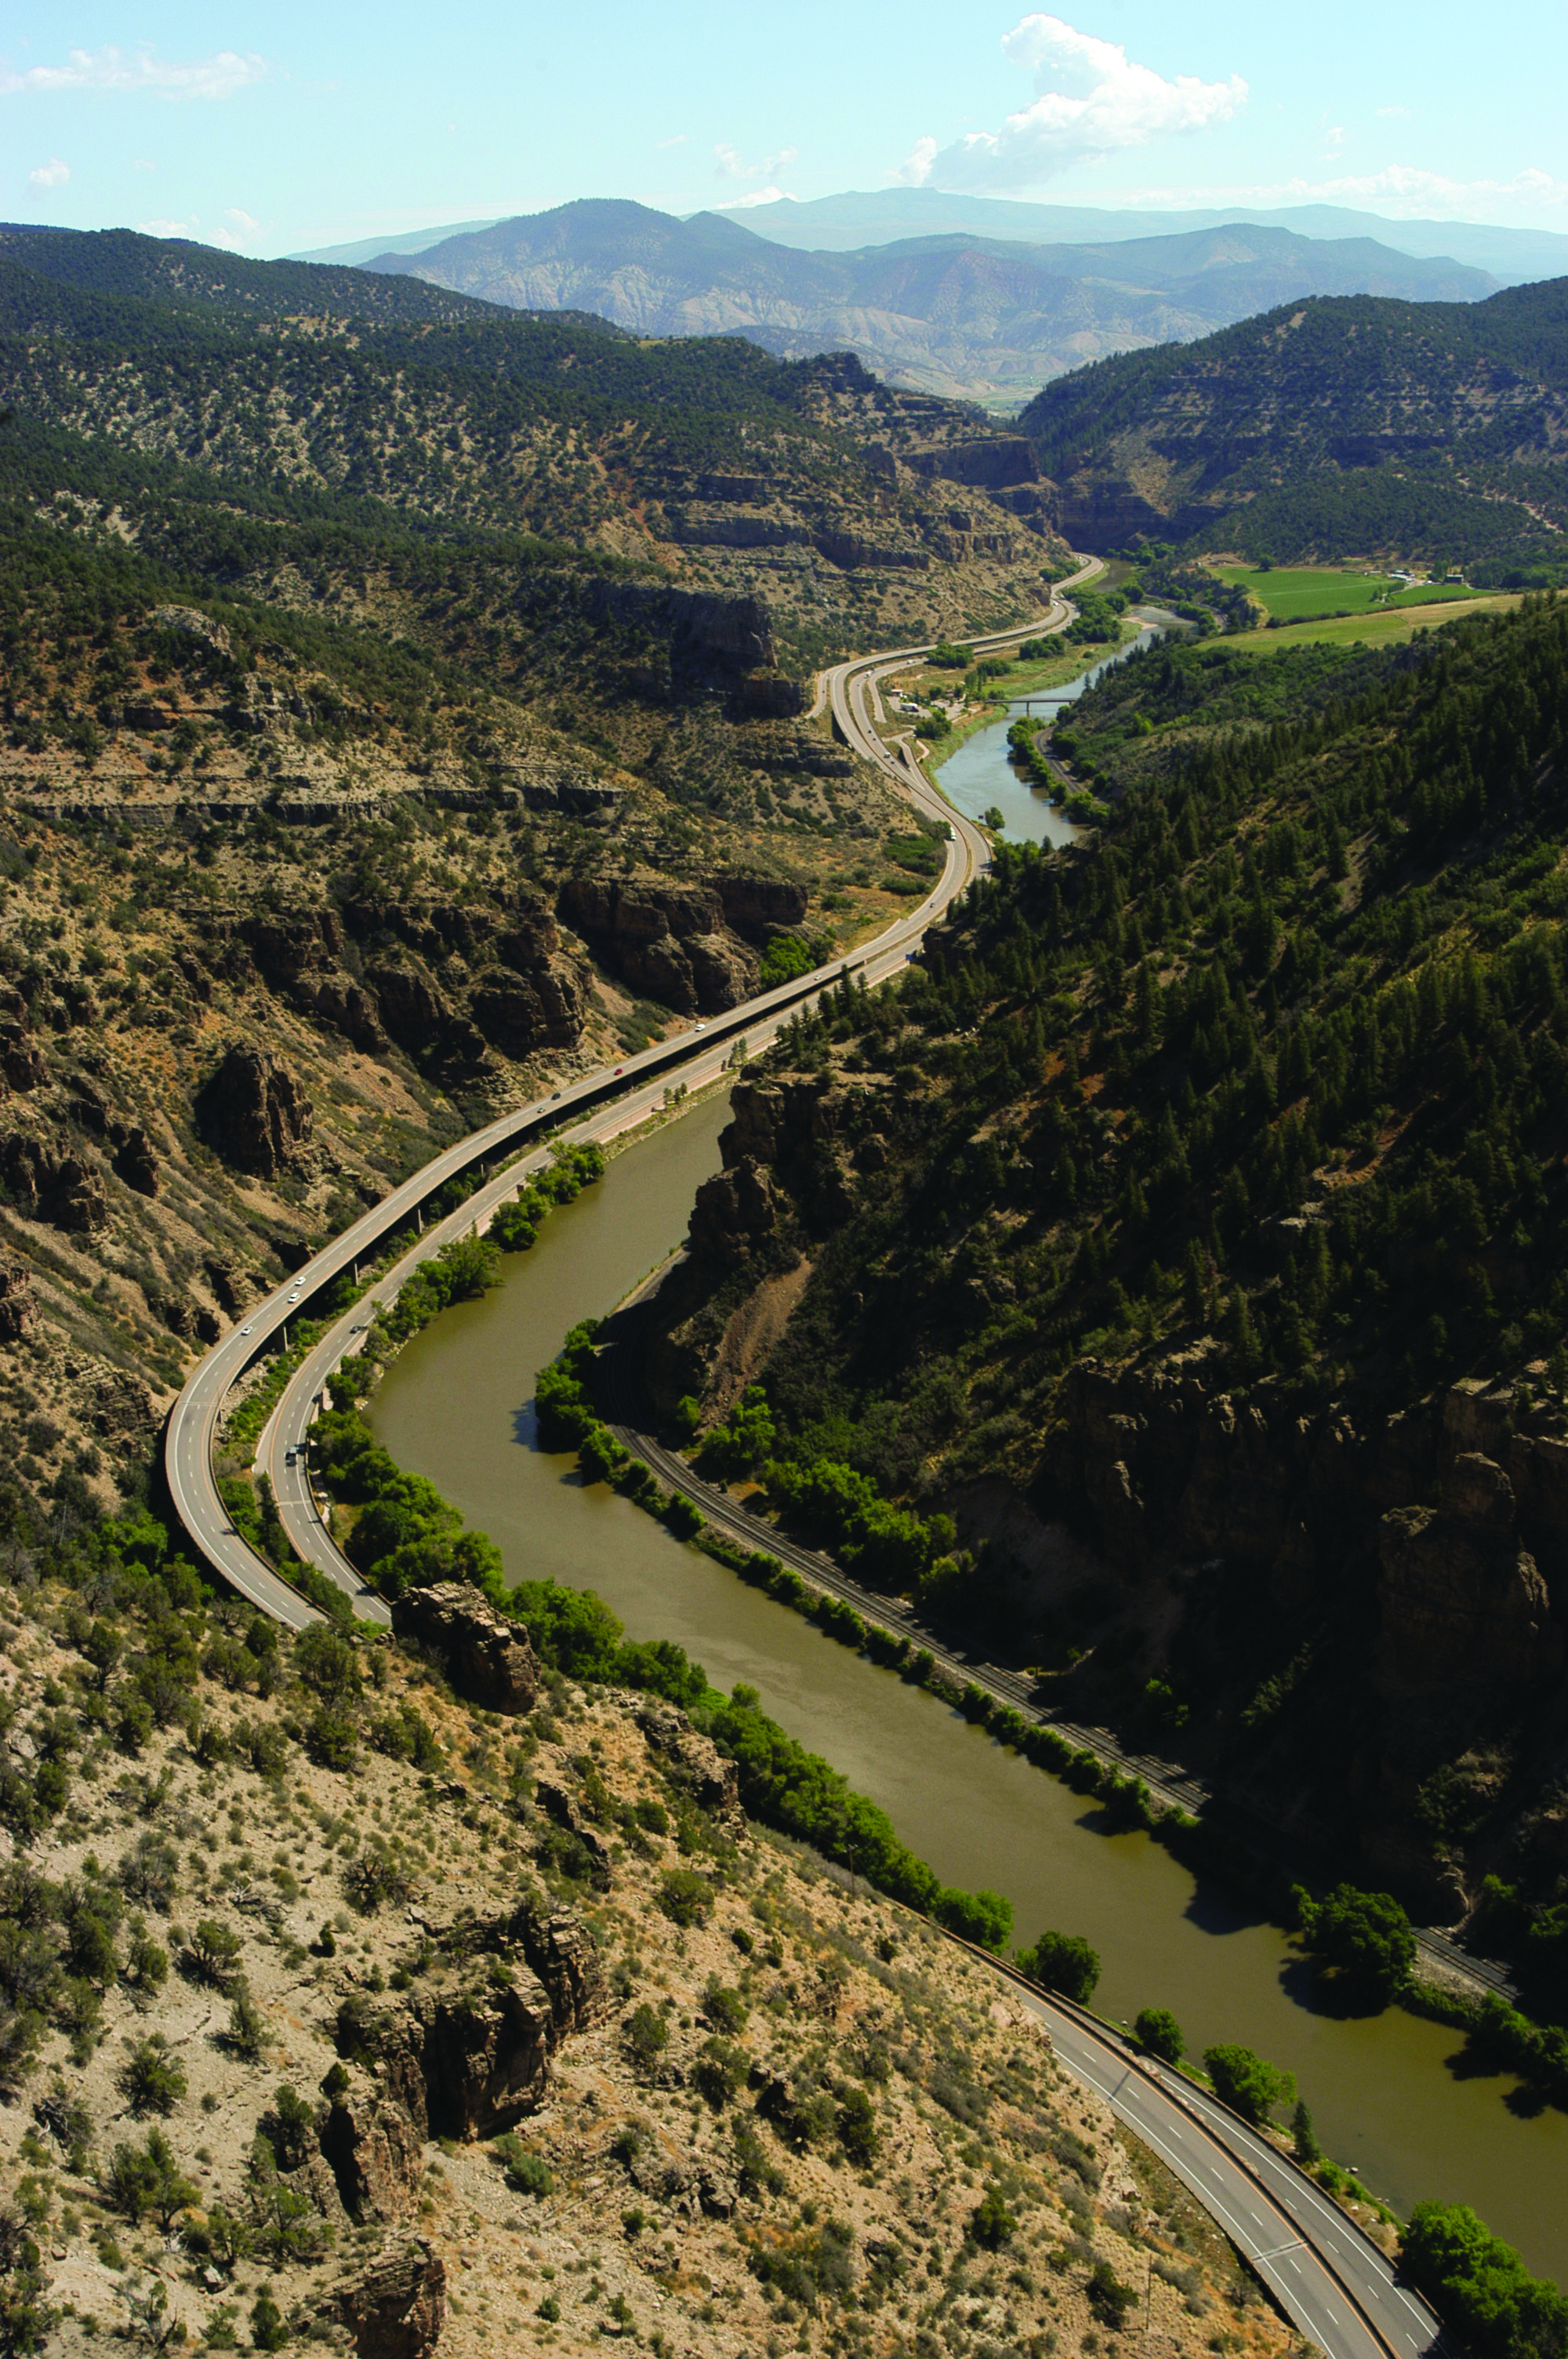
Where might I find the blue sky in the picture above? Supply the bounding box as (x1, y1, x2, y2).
(5, 1, 1566, 256)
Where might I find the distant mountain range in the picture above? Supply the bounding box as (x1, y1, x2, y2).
(706, 189, 1568, 285)
(347, 197, 1498, 406)
(294, 189, 1568, 286)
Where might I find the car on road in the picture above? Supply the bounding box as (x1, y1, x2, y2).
(288, 1289, 301, 1303)
(240, 1323, 254, 1336)
(285, 1448, 296, 1467)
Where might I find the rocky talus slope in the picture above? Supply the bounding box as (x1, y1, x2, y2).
(0, 1569, 1288, 2359)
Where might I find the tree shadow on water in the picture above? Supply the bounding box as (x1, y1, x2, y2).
(1178, 1877, 1273, 1939)
(510, 1399, 589, 1485)
(1439, 2023, 1560, 2117)
(1276, 1954, 1385, 2022)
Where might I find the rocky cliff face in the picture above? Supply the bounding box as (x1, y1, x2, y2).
(1041, 1352, 1568, 1685)
(557, 878, 759, 1016)
(0, 1129, 109, 1230)
(633, 1053, 1568, 1914)
(324, 2238, 447, 2359)
(390, 1584, 543, 1714)
(195, 1044, 315, 1178)
(1380, 1452, 1563, 1690)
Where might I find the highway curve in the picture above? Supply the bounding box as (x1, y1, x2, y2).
(163, 565, 1097, 1624)
(988, 1954, 1442, 2359)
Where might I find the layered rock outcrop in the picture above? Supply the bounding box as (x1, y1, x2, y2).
(469, 957, 583, 1058)
(0, 1021, 46, 1092)
(557, 878, 757, 1015)
(389, 1584, 542, 1714)
(195, 1045, 313, 1178)
(0, 1131, 108, 1230)
(713, 874, 809, 940)
(1379, 1453, 1563, 1689)
(335, 1899, 604, 2145)
(633, 1696, 745, 1828)
(321, 2089, 425, 2224)
(0, 1256, 35, 1343)
(66, 1078, 160, 1196)
(324, 2238, 447, 2359)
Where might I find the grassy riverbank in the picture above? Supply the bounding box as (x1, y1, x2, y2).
(881, 617, 1142, 776)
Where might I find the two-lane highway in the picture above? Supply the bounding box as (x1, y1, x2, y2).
(1015, 1977, 1442, 2359)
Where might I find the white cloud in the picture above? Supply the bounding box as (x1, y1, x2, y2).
(720, 185, 795, 210)
(27, 156, 68, 189)
(1377, 104, 1411, 121)
(138, 216, 198, 238)
(655, 133, 689, 151)
(209, 208, 265, 250)
(1, 46, 267, 103)
(713, 140, 797, 184)
(897, 14, 1246, 192)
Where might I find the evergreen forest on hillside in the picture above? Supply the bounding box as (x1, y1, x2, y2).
(644, 600, 1568, 1999)
(1021, 278, 1568, 585)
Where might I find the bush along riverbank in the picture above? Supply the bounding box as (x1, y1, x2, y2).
(218, 1143, 608, 1621)
(532, 1322, 1568, 2121)
(303, 1423, 1021, 1954)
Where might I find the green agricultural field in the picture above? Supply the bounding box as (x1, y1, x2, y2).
(1228, 593, 1521, 654)
(1212, 564, 1476, 623)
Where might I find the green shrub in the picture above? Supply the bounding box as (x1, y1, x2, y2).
(103, 2128, 197, 2228)
(1087, 2261, 1138, 2327)
(970, 2188, 1016, 2248)
(693, 2037, 746, 2109)
(1202, 2044, 1297, 2126)
(1134, 2008, 1184, 2064)
(1018, 1931, 1100, 2005)
(836, 2086, 878, 2167)
(933, 1887, 1014, 1951)
(701, 1982, 749, 2034)
(625, 2005, 668, 2079)
(1401, 2200, 1568, 2359)
(491, 2133, 554, 2197)
(117, 2036, 186, 2117)
(1293, 1883, 1415, 2000)
(249, 2291, 288, 2352)
(658, 1870, 713, 1928)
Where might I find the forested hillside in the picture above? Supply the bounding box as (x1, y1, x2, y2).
(640, 599, 1568, 1983)
(0, 227, 1066, 671)
(1020, 278, 1568, 584)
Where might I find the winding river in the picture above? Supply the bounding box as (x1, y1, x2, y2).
(368, 1093, 1568, 2280)
(933, 614, 1178, 845)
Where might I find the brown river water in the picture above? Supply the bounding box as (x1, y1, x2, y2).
(368, 1092, 1568, 2278)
